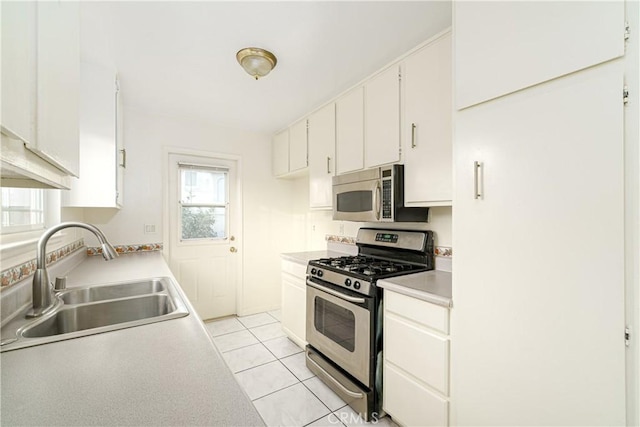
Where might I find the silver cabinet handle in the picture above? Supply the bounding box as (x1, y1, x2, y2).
(327, 156, 331, 174)
(474, 161, 482, 199)
(305, 350, 364, 399)
(411, 123, 417, 148)
(307, 280, 366, 304)
(119, 149, 127, 168)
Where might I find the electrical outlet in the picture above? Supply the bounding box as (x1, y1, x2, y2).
(144, 224, 156, 234)
(339, 223, 345, 235)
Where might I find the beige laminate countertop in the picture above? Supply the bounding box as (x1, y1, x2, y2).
(377, 270, 452, 308)
(0, 251, 264, 426)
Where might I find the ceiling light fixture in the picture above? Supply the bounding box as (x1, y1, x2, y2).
(236, 47, 277, 80)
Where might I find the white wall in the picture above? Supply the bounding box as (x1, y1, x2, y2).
(81, 107, 301, 315)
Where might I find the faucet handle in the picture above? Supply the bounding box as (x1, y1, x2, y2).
(54, 276, 67, 291)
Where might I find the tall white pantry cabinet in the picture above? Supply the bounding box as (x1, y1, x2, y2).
(452, 1, 630, 426)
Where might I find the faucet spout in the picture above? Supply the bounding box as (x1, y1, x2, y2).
(27, 222, 119, 318)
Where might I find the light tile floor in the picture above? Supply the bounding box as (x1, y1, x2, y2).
(205, 311, 397, 427)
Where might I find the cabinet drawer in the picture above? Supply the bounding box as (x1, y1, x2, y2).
(281, 260, 307, 279)
(385, 290, 448, 334)
(384, 362, 448, 427)
(385, 313, 449, 395)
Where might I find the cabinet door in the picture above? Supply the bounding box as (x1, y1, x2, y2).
(452, 62, 625, 425)
(281, 274, 306, 346)
(455, 1, 625, 109)
(289, 119, 308, 172)
(1, 1, 36, 144)
(32, 1, 80, 176)
(308, 103, 336, 209)
(384, 363, 448, 427)
(64, 62, 118, 208)
(336, 87, 364, 174)
(365, 65, 400, 168)
(403, 33, 452, 206)
(272, 129, 289, 177)
(115, 77, 124, 207)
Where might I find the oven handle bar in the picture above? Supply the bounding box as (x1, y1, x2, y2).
(306, 280, 366, 304)
(305, 351, 365, 399)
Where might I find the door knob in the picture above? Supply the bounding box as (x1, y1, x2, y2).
(230, 247, 237, 253)
(230, 236, 235, 241)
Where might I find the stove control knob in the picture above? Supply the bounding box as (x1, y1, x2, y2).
(345, 279, 352, 287)
(353, 281, 361, 290)
(317, 270, 323, 278)
(311, 268, 317, 275)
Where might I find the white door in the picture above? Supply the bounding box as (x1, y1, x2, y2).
(167, 153, 240, 320)
(452, 61, 625, 425)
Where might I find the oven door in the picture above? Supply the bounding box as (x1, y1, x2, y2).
(333, 178, 381, 222)
(306, 279, 372, 387)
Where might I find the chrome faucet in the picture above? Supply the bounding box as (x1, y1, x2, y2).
(27, 222, 119, 318)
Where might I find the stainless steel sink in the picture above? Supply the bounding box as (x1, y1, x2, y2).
(59, 279, 166, 304)
(23, 295, 176, 337)
(0, 277, 189, 352)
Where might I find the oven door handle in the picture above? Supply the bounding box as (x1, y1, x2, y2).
(305, 351, 365, 399)
(307, 280, 366, 304)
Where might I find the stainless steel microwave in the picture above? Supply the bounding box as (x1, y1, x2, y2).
(332, 165, 429, 222)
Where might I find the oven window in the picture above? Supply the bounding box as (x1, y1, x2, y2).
(336, 191, 372, 213)
(314, 297, 356, 352)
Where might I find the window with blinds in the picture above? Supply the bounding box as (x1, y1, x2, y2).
(178, 163, 228, 241)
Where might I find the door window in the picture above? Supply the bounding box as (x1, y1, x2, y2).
(178, 164, 228, 241)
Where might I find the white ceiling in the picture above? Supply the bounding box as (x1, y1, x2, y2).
(82, 1, 452, 134)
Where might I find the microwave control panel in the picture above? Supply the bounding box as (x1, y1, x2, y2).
(381, 179, 392, 219)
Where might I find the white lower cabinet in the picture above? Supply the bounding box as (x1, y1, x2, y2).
(383, 290, 450, 426)
(281, 259, 307, 347)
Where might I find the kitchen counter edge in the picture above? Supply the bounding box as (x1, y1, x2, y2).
(377, 270, 453, 309)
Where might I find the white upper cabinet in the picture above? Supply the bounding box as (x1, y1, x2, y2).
(402, 32, 452, 207)
(308, 103, 336, 209)
(455, 1, 625, 109)
(32, 1, 81, 176)
(336, 87, 364, 175)
(272, 129, 289, 177)
(364, 65, 400, 168)
(1, 2, 36, 145)
(0, 1, 80, 182)
(63, 62, 123, 208)
(289, 119, 308, 172)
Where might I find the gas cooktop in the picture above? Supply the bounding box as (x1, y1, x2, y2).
(313, 256, 424, 278)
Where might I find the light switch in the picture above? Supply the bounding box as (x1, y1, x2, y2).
(144, 224, 156, 234)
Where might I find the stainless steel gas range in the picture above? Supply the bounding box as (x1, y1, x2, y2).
(305, 228, 434, 421)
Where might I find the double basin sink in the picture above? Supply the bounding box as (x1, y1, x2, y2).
(1, 277, 189, 352)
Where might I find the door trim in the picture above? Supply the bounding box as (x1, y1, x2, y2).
(162, 146, 243, 316)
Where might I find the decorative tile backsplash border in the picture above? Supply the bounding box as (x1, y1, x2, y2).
(87, 243, 163, 256)
(435, 246, 452, 257)
(325, 235, 357, 245)
(1, 239, 85, 291)
(326, 235, 452, 257)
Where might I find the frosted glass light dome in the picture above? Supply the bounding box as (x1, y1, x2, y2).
(236, 47, 277, 80)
